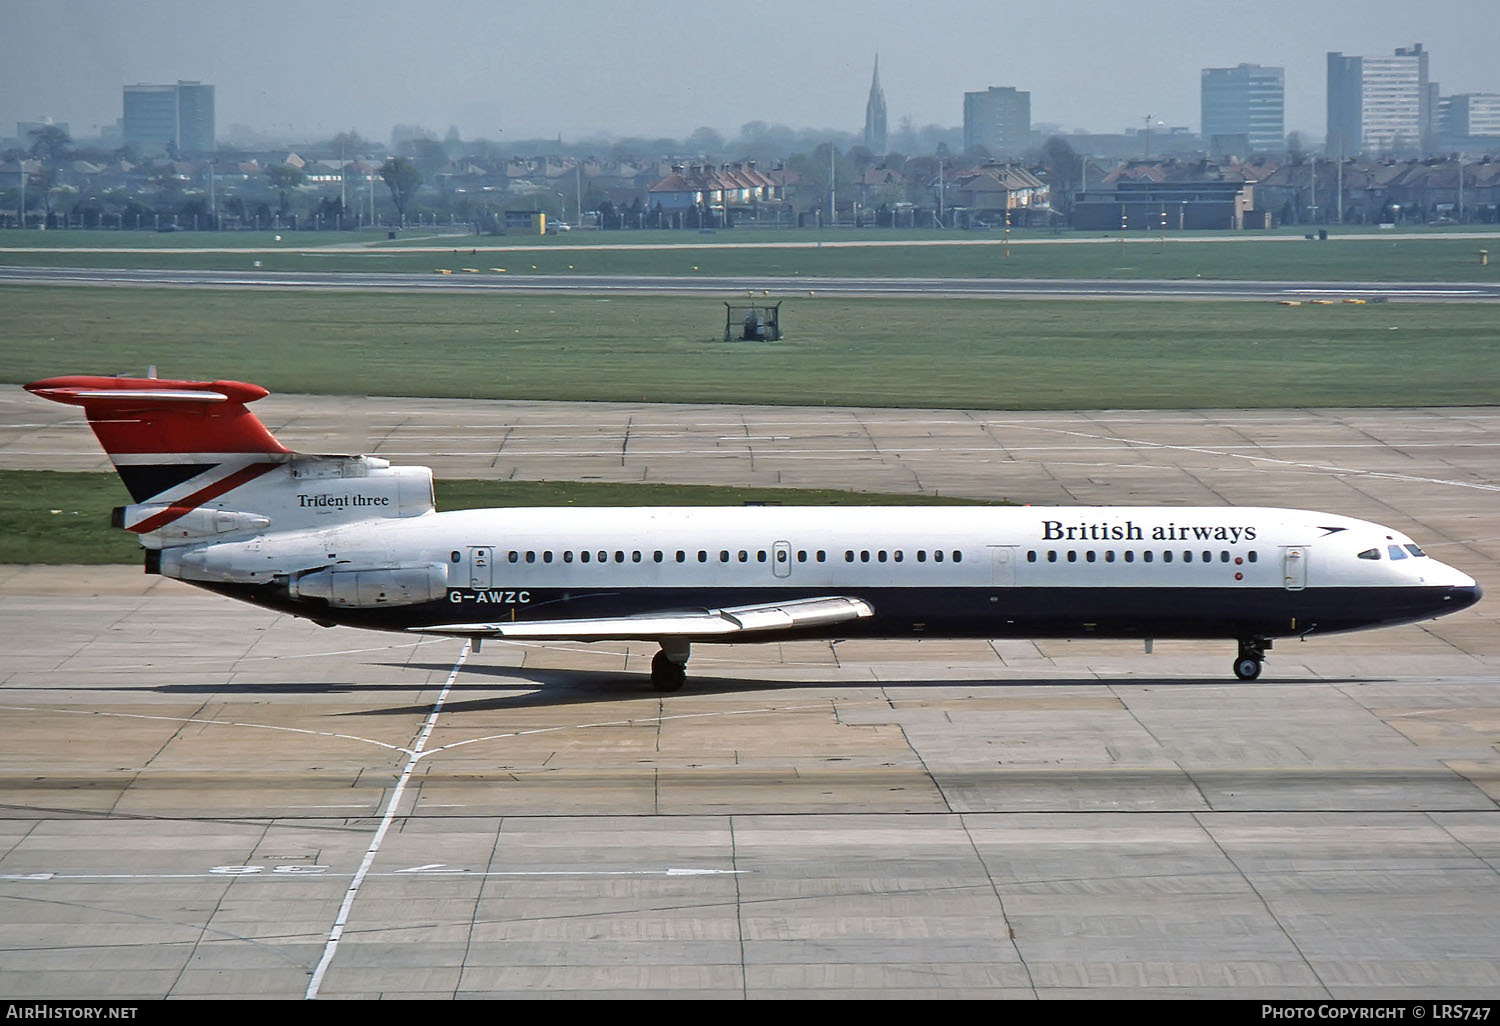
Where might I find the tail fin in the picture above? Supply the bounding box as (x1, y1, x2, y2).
(26, 375, 433, 545)
(25, 375, 289, 502)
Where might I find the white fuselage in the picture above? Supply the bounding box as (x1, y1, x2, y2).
(159, 504, 1480, 644)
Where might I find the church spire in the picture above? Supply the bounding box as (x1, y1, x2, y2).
(864, 53, 887, 155)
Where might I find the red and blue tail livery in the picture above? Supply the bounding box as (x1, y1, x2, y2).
(28, 374, 1481, 690)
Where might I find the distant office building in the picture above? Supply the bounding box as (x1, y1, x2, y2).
(963, 86, 1030, 158)
(1440, 93, 1500, 149)
(122, 81, 215, 155)
(864, 55, 887, 155)
(1201, 64, 1284, 154)
(1327, 44, 1431, 157)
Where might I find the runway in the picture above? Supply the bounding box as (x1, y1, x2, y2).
(2, 393, 1498, 998)
(2, 263, 1498, 300)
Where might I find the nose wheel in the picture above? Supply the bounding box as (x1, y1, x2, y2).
(1233, 638, 1270, 680)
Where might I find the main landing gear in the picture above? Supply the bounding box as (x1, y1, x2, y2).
(650, 640, 690, 693)
(1234, 638, 1271, 680)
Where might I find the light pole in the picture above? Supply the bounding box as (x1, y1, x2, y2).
(937, 155, 944, 226)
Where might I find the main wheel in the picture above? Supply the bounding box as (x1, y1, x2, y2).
(1233, 655, 1263, 680)
(651, 650, 686, 692)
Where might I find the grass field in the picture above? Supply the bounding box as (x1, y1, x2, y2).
(4, 285, 1497, 409)
(0, 471, 987, 565)
(1, 227, 1498, 282)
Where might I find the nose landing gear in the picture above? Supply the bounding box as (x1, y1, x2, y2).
(1234, 638, 1271, 680)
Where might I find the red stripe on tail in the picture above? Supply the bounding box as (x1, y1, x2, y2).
(127, 462, 279, 534)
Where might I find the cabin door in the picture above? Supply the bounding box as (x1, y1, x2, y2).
(772, 540, 792, 578)
(1282, 546, 1307, 591)
(989, 545, 1016, 587)
(470, 546, 493, 589)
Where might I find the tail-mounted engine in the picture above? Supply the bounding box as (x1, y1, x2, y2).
(289, 563, 449, 608)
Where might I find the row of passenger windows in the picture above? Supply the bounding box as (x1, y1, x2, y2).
(1027, 549, 1260, 565)
(464, 548, 965, 566)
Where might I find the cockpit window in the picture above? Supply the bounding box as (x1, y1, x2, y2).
(1357, 548, 1381, 560)
(1387, 545, 1408, 560)
(1404, 544, 1427, 558)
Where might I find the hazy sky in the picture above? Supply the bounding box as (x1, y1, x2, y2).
(7, 0, 1499, 145)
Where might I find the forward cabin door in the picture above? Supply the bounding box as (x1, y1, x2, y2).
(1282, 546, 1308, 591)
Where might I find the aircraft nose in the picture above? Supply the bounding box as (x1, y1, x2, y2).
(1452, 582, 1482, 612)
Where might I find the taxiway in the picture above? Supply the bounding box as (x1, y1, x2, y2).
(1, 394, 1497, 998)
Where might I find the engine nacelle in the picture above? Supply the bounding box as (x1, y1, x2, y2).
(114, 505, 271, 540)
(290, 563, 448, 608)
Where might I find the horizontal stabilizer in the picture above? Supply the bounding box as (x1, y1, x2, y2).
(414, 595, 875, 641)
(25, 376, 289, 457)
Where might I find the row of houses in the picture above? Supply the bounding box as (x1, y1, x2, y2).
(4, 146, 1498, 228)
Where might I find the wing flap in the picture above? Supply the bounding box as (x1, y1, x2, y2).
(414, 595, 874, 641)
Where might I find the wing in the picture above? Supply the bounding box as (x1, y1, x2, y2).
(412, 595, 874, 641)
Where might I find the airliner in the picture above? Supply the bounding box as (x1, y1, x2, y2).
(26, 375, 1481, 689)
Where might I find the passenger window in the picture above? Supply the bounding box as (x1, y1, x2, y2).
(720, 550, 729, 563)
(817, 550, 827, 563)
(1085, 551, 1096, 563)
(633, 551, 642, 563)
(563, 551, 573, 563)
(508, 550, 519, 563)
(543, 551, 553, 563)
(1183, 551, 1192, 563)
(877, 550, 887, 562)
(598, 551, 608, 563)
(1143, 551, 1153, 563)
(1067, 551, 1077, 563)
(917, 550, 927, 562)
(676, 551, 686, 563)
(797, 550, 807, 562)
(1163, 552, 1173, 563)
(1027, 551, 1037, 563)
(1047, 550, 1057, 562)
(526, 551, 536, 563)
(1358, 548, 1381, 560)
(738, 550, 748, 563)
(845, 550, 855, 562)
(615, 551, 626, 563)
(1248, 551, 1258, 563)
(860, 550, 870, 563)
(1202, 551, 1212, 563)
(953, 551, 962, 563)
(698, 550, 707, 563)
(1105, 551, 1115, 563)
(581, 550, 591, 563)
(653, 551, 663, 563)
(1125, 551, 1135, 563)
(894, 550, 903, 562)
